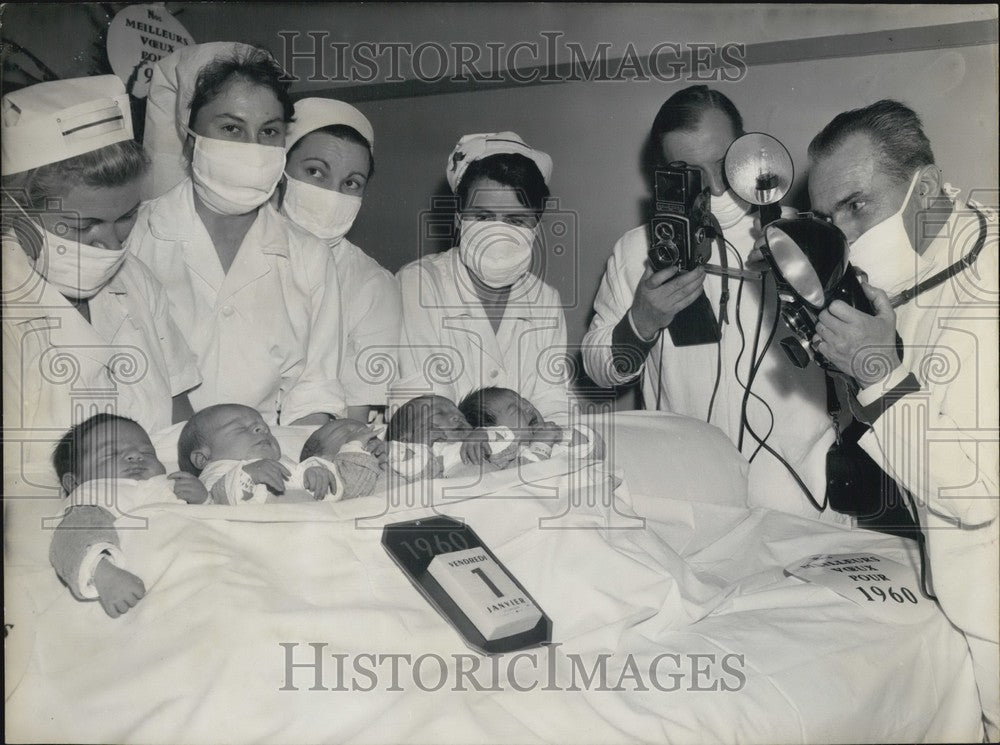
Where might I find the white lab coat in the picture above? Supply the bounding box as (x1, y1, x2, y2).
(395, 248, 573, 420)
(329, 238, 402, 408)
(582, 212, 841, 520)
(128, 178, 347, 424)
(855, 200, 999, 739)
(2, 236, 200, 476)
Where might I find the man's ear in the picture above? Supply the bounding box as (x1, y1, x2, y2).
(915, 164, 943, 203)
(190, 448, 210, 472)
(60, 472, 79, 496)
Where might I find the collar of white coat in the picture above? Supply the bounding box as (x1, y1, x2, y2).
(447, 248, 544, 321)
(145, 177, 290, 259)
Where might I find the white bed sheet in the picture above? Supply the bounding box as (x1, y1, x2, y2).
(3, 412, 983, 743)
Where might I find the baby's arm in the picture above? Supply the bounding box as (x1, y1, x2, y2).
(294, 457, 344, 500)
(49, 505, 145, 616)
(201, 459, 290, 504)
(168, 472, 209, 504)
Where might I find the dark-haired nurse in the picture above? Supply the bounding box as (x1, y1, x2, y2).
(129, 44, 346, 426)
(396, 132, 573, 421)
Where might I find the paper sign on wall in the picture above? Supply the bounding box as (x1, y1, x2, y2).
(107, 4, 193, 98)
(785, 552, 936, 623)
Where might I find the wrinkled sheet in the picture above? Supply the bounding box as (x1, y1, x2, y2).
(3, 413, 983, 743)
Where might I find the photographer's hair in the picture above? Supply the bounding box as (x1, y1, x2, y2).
(456, 154, 550, 215)
(288, 124, 375, 179)
(187, 47, 294, 130)
(52, 413, 139, 482)
(651, 85, 744, 152)
(808, 99, 935, 185)
(1, 141, 148, 212)
(457, 387, 505, 428)
(177, 409, 214, 476)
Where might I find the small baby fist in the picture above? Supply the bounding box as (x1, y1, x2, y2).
(93, 559, 146, 618)
(168, 471, 209, 504)
(303, 466, 337, 500)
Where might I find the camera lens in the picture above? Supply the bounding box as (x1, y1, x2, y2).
(648, 242, 679, 272)
(653, 221, 675, 243)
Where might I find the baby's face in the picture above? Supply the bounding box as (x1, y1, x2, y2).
(76, 419, 167, 484)
(308, 418, 377, 458)
(425, 396, 472, 443)
(203, 405, 281, 462)
(484, 389, 544, 432)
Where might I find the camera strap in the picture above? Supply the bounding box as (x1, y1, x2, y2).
(707, 212, 730, 325)
(889, 208, 988, 308)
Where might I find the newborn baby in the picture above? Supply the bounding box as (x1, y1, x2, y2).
(49, 413, 207, 618)
(384, 394, 502, 480)
(178, 404, 344, 504)
(299, 418, 385, 498)
(458, 387, 605, 464)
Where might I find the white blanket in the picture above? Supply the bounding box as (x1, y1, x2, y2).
(3, 413, 983, 743)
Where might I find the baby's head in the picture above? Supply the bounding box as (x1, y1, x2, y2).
(300, 418, 377, 461)
(459, 387, 543, 432)
(178, 404, 280, 476)
(53, 413, 166, 494)
(386, 395, 471, 445)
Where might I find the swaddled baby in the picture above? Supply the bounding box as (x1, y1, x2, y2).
(458, 387, 605, 464)
(299, 418, 385, 498)
(384, 394, 510, 481)
(48, 413, 208, 618)
(178, 404, 350, 504)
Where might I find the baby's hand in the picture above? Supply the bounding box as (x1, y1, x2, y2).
(243, 459, 290, 494)
(93, 558, 145, 618)
(168, 471, 209, 504)
(460, 429, 490, 465)
(303, 465, 338, 500)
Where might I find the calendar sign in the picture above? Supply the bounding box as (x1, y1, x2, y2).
(382, 516, 551, 654)
(785, 552, 936, 623)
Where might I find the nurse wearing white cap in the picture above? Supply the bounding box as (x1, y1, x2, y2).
(128, 44, 347, 426)
(280, 98, 401, 423)
(1, 75, 201, 471)
(395, 132, 574, 420)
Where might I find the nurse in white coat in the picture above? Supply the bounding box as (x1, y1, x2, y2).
(1, 75, 200, 478)
(280, 98, 402, 423)
(128, 45, 346, 425)
(396, 132, 573, 421)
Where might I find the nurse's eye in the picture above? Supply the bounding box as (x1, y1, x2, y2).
(343, 177, 365, 191)
(260, 127, 282, 139)
(849, 200, 867, 213)
(221, 124, 243, 137)
(305, 166, 326, 180)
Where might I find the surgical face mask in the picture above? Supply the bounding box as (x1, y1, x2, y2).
(282, 177, 362, 244)
(458, 218, 535, 288)
(709, 189, 752, 230)
(34, 225, 127, 299)
(848, 171, 934, 296)
(188, 132, 285, 215)
(6, 196, 126, 299)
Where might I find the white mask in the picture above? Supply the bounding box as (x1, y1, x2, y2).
(709, 189, 752, 230)
(848, 170, 934, 296)
(458, 219, 535, 288)
(189, 133, 285, 215)
(282, 177, 362, 244)
(34, 226, 127, 299)
(6, 196, 126, 299)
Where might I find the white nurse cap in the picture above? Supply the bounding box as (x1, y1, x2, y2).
(445, 131, 552, 192)
(1, 75, 133, 176)
(286, 97, 374, 152)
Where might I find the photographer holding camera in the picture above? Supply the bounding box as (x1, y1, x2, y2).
(584, 86, 836, 521)
(807, 100, 998, 740)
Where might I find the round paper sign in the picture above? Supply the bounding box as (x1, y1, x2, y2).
(107, 4, 193, 98)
